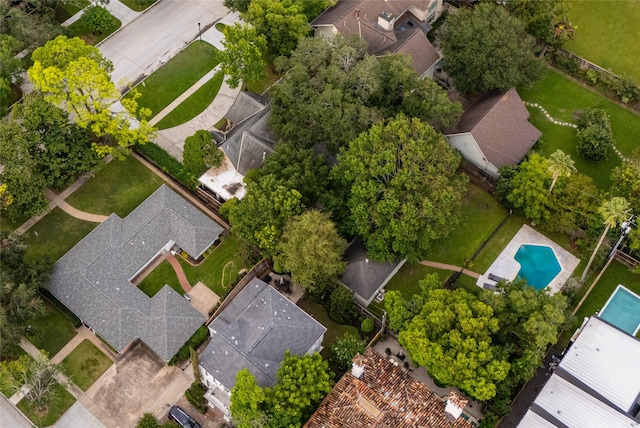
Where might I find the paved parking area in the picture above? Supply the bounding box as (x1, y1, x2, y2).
(54, 401, 106, 428)
(87, 340, 192, 428)
(98, 0, 229, 90)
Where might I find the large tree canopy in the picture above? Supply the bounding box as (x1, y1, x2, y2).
(398, 283, 510, 401)
(220, 22, 267, 89)
(270, 35, 461, 152)
(334, 114, 468, 262)
(28, 35, 155, 156)
(440, 3, 544, 95)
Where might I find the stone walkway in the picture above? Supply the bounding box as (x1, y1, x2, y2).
(166, 253, 192, 292)
(50, 326, 118, 365)
(419, 260, 481, 279)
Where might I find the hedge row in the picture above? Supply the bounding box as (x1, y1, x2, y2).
(169, 325, 209, 365)
(135, 143, 196, 190)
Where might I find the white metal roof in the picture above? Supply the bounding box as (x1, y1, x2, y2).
(560, 316, 640, 412)
(517, 409, 557, 428)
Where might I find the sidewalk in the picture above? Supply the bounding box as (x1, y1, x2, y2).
(62, 0, 141, 28)
(419, 260, 481, 279)
(51, 326, 118, 365)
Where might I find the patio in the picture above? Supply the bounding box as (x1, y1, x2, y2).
(476, 225, 580, 294)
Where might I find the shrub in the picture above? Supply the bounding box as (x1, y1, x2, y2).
(584, 69, 599, 86)
(169, 326, 209, 365)
(614, 75, 639, 104)
(183, 130, 222, 176)
(329, 286, 357, 324)
(135, 143, 196, 190)
(136, 413, 160, 428)
(360, 318, 374, 333)
(185, 382, 208, 414)
(576, 109, 614, 161)
(551, 53, 580, 75)
(331, 332, 367, 370)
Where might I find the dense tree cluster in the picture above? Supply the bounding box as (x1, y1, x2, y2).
(270, 35, 462, 152)
(220, 23, 267, 89)
(575, 108, 614, 161)
(182, 130, 222, 176)
(506, 0, 571, 48)
(230, 352, 333, 427)
(440, 3, 544, 96)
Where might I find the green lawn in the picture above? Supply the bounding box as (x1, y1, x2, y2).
(424, 184, 508, 267)
(472, 215, 528, 273)
(559, 261, 640, 348)
(54, 0, 89, 23)
(120, 0, 158, 12)
(26, 300, 78, 357)
(67, 11, 121, 46)
(0, 213, 29, 234)
(129, 41, 220, 118)
(518, 69, 640, 188)
(23, 208, 97, 264)
(179, 234, 249, 297)
(565, 1, 640, 83)
(60, 340, 113, 391)
(17, 382, 76, 427)
(137, 260, 184, 297)
(246, 60, 281, 94)
(65, 156, 163, 217)
(155, 71, 225, 129)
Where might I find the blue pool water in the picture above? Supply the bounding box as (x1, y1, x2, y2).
(599, 286, 640, 336)
(514, 244, 561, 290)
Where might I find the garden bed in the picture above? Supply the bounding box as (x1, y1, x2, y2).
(17, 382, 75, 427)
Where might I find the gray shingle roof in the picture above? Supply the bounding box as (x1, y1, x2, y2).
(50, 185, 224, 360)
(200, 278, 326, 390)
(445, 88, 542, 168)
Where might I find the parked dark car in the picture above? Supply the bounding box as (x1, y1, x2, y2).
(168, 406, 201, 428)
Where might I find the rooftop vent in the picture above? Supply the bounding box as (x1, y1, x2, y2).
(351, 361, 365, 379)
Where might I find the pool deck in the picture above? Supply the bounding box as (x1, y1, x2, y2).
(476, 225, 580, 294)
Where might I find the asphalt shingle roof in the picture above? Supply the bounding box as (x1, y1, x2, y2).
(200, 278, 326, 390)
(50, 185, 224, 360)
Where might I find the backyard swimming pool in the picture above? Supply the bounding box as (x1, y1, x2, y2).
(514, 244, 561, 291)
(599, 285, 640, 336)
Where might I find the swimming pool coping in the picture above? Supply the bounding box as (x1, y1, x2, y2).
(476, 224, 581, 294)
(598, 284, 640, 336)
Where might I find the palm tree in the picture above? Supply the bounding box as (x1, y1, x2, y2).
(547, 150, 576, 193)
(580, 197, 631, 283)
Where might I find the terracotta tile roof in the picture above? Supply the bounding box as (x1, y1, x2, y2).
(445, 88, 541, 168)
(305, 348, 474, 428)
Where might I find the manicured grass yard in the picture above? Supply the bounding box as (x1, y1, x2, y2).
(67, 11, 121, 45)
(565, 1, 640, 82)
(155, 71, 225, 129)
(54, 0, 89, 23)
(129, 41, 220, 118)
(559, 261, 640, 348)
(519, 69, 640, 188)
(120, 0, 158, 12)
(65, 156, 163, 217)
(17, 382, 76, 427)
(60, 340, 113, 391)
(26, 300, 78, 357)
(179, 234, 249, 297)
(0, 213, 29, 234)
(137, 260, 184, 297)
(24, 208, 98, 263)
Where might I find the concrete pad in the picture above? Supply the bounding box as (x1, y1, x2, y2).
(87, 340, 191, 428)
(54, 401, 106, 428)
(190, 282, 220, 316)
(0, 395, 32, 428)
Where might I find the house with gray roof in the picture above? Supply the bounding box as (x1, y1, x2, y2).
(199, 278, 326, 419)
(518, 316, 640, 427)
(311, 0, 443, 76)
(198, 92, 277, 202)
(50, 185, 224, 361)
(445, 88, 542, 178)
(339, 240, 406, 306)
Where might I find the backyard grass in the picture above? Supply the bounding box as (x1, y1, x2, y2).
(0, 213, 29, 234)
(67, 11, 121, 45)
(559, 261, 640, 348)
(120, 0, 158, 12)
(424, 184, 508, 266)
(60, 340, 113, 391)
(518, 69, 640, 188)
(54, 0, 89, 23)
(24, 208, 97, 263)
(179, 234, 249, 297)
(65, 156, 163, 217)
(565, 0, 640, 83)
(246, 61, 280, 94)
(129, 41, 220, 118)
(137, 260, 184, 297)
(155, 71, 225, 129)
(17, 382, 76, 427)
(26, 300, 78, 357)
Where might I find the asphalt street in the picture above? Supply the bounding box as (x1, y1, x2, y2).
(98, 0, 228, 90)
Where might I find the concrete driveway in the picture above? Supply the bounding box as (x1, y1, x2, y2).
(86, 340, 192, 428)
(0, 395, 31, 428)
(54, 401, 106, 428)
(98, 0, 229, 90)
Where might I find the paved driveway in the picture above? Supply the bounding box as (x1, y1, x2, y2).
(0, 395, 31, 428)
(54, 401, 106, 428)
(86, 340, 192, 428)
(98, 0, 229, 90)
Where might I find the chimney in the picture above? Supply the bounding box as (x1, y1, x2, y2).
(354, 9, 360, 19)
(351, 361, 365, 379)
(378, 10, 395, 31)
(444, 392, 469, 421)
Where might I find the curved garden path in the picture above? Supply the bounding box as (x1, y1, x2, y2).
(419, 260, 481, 279)
(165, 253, 192, 292)
(45, 189, 109, 223)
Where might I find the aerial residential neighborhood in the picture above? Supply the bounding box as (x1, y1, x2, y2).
(1, 1, 639, 428)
